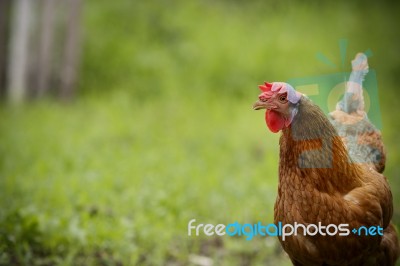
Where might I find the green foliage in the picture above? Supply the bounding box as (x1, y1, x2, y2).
(80, 1, 400, 99)
(1, 0, 400, 265)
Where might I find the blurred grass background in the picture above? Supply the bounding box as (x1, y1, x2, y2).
(1, 0, 400, 265)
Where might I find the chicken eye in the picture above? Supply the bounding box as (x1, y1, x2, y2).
(279, 94, 287, 103)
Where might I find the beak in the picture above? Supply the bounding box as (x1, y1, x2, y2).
(253, 100, 269, 110)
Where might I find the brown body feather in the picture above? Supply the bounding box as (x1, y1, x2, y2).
(274, 97, 400, 265)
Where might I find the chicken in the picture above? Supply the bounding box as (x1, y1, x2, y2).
(252, 53, 400, 265)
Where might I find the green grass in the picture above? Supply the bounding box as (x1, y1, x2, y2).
(0, 94, 292, 265)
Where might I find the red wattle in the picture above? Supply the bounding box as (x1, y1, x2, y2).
(265, 110, 285, 133)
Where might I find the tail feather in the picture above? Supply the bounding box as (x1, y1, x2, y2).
(336, 53, 369, 116)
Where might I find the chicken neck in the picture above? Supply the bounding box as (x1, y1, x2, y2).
(279, 96, 363, 194)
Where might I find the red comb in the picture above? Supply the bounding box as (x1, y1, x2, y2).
(258, 82, 272, 92)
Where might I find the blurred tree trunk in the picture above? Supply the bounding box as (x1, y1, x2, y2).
(4, 0, 83, 102)
(0, 0, 11, 99)
(60, 0, 82, 100)
(7, 0, 33, 104)
(37, 0, 56, 97)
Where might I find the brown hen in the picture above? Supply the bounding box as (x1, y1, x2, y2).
(253, 53, 400, 265)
